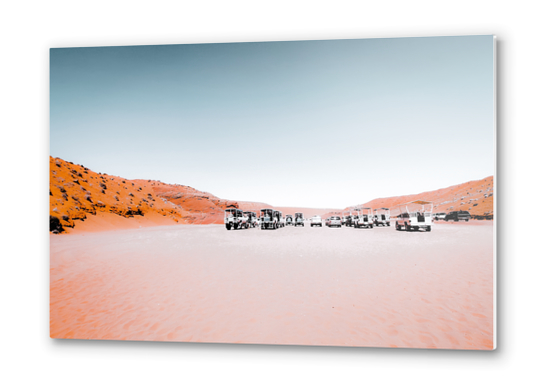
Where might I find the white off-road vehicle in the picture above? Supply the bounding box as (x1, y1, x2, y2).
(374, 208, 391, 227)
(294, 212, 305, 227)
(310, 215, 323, 227)
(354, 207, 374, 228)
(350, 210, 360, 227)
(260, 208, 278, 230)
(224, 208, 248, 230)
(278, 211, 286, 228)
(244, 211, 258, 228)
(395, 201, 433, 232)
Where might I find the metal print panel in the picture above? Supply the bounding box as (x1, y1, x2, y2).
(50, 35, 496, 349)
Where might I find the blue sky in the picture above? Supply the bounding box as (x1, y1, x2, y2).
(50, 35, 494, 208)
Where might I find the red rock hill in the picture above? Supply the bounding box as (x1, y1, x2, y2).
(49, 157, 236, 233)
(337, 176, 494, 219)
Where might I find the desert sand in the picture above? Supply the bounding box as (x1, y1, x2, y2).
(50, 221, 493, 349)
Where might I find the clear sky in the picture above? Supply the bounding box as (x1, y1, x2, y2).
(50, 35, 494, 208)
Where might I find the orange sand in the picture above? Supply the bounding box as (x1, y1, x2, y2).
(50, 222, 494, 349)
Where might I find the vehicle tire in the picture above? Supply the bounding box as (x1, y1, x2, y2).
(395, 222, 400, 230)
(406, 224, 411, 231)
(226, 224, 231, 230)
(427, 226, 432, 232)
(234, 223, 238, 230)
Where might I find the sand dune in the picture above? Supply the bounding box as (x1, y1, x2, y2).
(341, 176, 494, 219)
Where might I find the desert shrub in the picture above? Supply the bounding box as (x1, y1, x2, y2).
(50, 216, 63, 233)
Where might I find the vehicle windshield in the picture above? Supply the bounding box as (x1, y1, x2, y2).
(260, 209, 273, 218)
(225, 209, 242, 217)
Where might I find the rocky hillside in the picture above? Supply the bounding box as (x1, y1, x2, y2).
(49, 157, 238, 233)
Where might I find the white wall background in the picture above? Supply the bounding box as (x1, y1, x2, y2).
(1, 1, 540, 382)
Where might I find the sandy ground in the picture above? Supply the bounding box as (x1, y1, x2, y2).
(50, 221, 494, 349)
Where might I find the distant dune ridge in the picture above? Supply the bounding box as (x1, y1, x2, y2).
(337, 176, 494, 219)
(49, 156, 494, 233)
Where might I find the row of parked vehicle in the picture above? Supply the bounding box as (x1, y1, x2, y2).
(326, 208, 392, 229)
(225, 202, 477, 232)
(224, 207, 394, 230)
(224, 208, 306, 230)
(433, 211, 472, 222)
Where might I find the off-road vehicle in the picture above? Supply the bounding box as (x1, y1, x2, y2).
(374, 208, 391, 226)
(259, 208, 278, 229)
(354, 207, 374, 228)
(224, 208, 248, 230)
(277, 211, 286, 228)
(244, 211, 258, 228)
(294, 212, 305, 227)
(395, 201, 433, 232)
(350, 210, 360, 227)
(285, 214, 294, 226)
